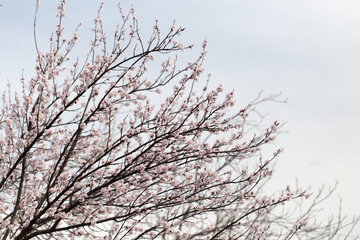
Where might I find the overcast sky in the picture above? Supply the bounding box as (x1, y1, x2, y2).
(1, 0, 359, 231)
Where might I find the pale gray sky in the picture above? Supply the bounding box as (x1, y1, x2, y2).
(1, 0, 359, 230)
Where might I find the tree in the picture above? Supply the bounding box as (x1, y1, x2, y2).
(0, 1, 358, 239)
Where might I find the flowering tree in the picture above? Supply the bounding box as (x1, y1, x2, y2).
(0, 1, 358, 239)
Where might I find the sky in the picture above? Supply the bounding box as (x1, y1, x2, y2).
(0, 0, 359, 233)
